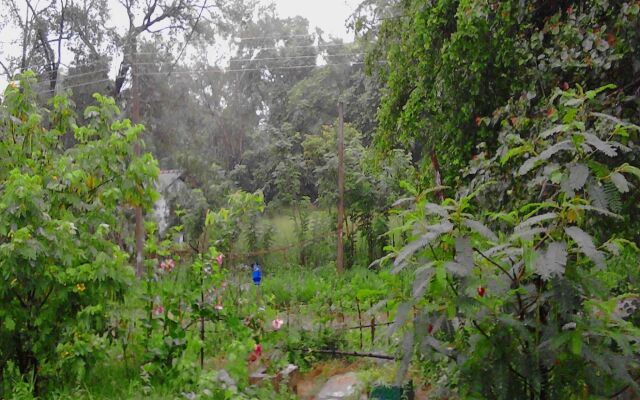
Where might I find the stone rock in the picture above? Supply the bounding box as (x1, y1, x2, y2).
(248, 368, 270, 386)
(216, 369, 237, 390)
(249, 364, 301, 393)
(317, 372, 365, 400)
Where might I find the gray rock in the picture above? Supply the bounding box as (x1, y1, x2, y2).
(317, 372, 365, 400)
(216, 369, 237, 390)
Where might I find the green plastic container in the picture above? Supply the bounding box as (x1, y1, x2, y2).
(369, 381, 414, 400)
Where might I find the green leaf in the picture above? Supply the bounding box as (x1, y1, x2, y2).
(570, 332, 583, 355)
(618, 163, 640, 181)
(4, 317, 15, 331)
(585, 84, 616, 99)
(500, 144, 533, 165)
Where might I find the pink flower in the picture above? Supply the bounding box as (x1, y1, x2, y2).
(214, 303, 223, 310)
(158, 259, 176, 272)
(153, 305, 165, 316)
(216, 253, 224, 267)
(248, 343, 262, 362)
(271, 318, 284, 330)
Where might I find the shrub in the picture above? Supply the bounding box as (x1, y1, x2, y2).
(0, 73, 158, 394)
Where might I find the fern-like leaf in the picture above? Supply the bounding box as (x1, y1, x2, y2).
(609, 172, 630, 193)
(580, 132, 617, 157)
(587, 180, 608, 209)
(463, 218, 498, 242)
(393, 221, 453, 273)
(564, 226, 605, 269)
(519, 141, 573, 175)
(413, 263, 435, 298)
(535, 242, 567, 281)
(604, 182, 623, 213)
(568, 163, 589, 191)
(445, 236, 474, 277)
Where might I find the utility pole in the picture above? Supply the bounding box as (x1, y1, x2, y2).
(336, 101, 345, 274)
(131, 45, 145, 278)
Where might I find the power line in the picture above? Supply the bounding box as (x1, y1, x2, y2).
(128, 52, 364, 68)
(31, 59, 378, 94)
(36, 77, 112, 94)
(10, 58, 367, 92)
(228, 53, 365, 63)
(233, 42, 358, 52)
(136, 62, 368, 76)
(1, 60, 111, 77)
(233, 33, 315, 41)
(31, 68, 111, 86)
(122, 42, 362, 58)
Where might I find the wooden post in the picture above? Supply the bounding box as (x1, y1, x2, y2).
(200, 229, 209, 369)
(131, 47, 144, 278)
(386, 308, 391, 346)
(200, 273, 205, 369)
(336, 102, 345, 274)
(356, 298, 363, 350)
(370, 300, 375, 345)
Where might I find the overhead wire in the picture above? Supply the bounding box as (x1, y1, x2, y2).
(128, 52, 365, 68)
(11, 68, 112, 92)
(36, 77, 112, 94)
(33, 59, 371, 94)
(19, 52, 367, 91)
(233, 33, 315, 41)
(19, 34, 373, 93)
(121, 41, 362, 58)
(1, 59, 113, 77)
(134, 61, 368, 76)
(228, 52, 365, 63)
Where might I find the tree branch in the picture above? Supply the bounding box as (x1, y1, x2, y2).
(473, 246, 515, 282)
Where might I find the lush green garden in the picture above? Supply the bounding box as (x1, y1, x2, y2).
(2, 0, 640, 399)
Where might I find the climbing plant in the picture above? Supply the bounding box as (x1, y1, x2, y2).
(362, 0, 640, 181)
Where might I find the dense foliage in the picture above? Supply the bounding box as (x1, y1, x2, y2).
(0, 73, 158, 394)
(387, 85, 640, 398)
(2, 0, 640, 398)
(362, 0, 640, 180)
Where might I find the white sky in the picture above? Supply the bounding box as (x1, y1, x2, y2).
(268, 0, 360, 39)
(0, 0, 360, 65)
(0, 0, 360, 88)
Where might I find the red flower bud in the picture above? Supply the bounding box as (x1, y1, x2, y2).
(477, 287, 486, 297)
